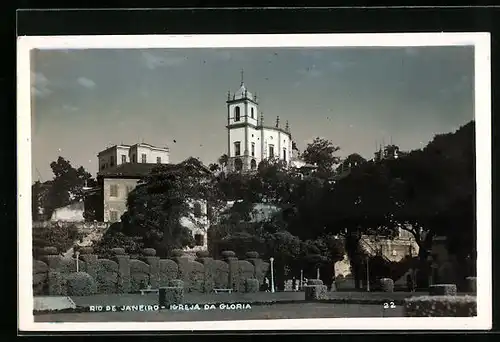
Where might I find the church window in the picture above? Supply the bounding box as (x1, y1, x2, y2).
(234, 106, 241, 121)
(234, 142, 241, 156)
(121, 155, 127, 164)
(251, 107, 254, 119)
(251, 142, 255, 157)
(141, 153, 147, 163)
(193, 202, 202, 218)
(283, 148, 287, 161)
(269, 144, 275, 158)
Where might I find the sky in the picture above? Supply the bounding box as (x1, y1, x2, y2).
(30, 45, 474, 182)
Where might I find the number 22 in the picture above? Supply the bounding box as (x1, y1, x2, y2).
(383, 302, 396, 309)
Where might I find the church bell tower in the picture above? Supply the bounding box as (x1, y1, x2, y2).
(226, 70, 259, 172)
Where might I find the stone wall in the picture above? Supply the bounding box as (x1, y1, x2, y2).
(32, 247, 267, 296)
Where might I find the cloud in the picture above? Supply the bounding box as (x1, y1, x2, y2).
(77, 77, 96, 89)
(141, 51, 185, 70)
(31, 72, 52, 98)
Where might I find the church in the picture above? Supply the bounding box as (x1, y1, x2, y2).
(225, 72, 295, 173)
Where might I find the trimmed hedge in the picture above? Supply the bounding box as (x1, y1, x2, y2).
(245, 251, 259, 259)
(42, 247, 58, 255)
(221, 250, 236, 259)
(304, 285, 328, 300)
(159, 286, 184, 307)
(111, 248, 126, 256)
(196, 250, 210, 258)
(142, 248, 157, 257)
(429, 284, 457, 296)
(379, 278, 394, 293)
(245, 278, 259, 293)
(404, 295, 477, 317)
(78, 247, 94, 255)
(65, 272, 97, 296)
(170, 249, 184, 257)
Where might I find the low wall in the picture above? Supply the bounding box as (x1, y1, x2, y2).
(33, 247, 269, 296)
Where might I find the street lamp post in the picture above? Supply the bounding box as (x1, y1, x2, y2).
(269, 257, 275, 293)
(366, 256, 370, 292)
(75, 251, 80, 273)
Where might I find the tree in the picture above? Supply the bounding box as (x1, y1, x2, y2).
(218, 154, 229, 169)
(124, 158, 221, 257)
(336, 153, 367, 174)
(301, 137, 341, 176)
(43, 157, 96, 218)
(382, 122, 475, 286)
(208, 163, 220, 173)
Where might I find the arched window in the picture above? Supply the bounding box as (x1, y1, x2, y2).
(250, 159, 257, 170)
(251, 107, 254, 119)
(234, 106, 241, 121)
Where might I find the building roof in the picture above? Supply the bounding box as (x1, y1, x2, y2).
(234, 83, 253, 100)
(97, 158, 212, 179)
(98, 163, 170, 178)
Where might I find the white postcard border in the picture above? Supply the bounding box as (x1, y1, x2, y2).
(17, 32, 492, 331)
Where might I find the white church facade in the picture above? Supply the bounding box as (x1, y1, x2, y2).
(225, 75, 294, 173)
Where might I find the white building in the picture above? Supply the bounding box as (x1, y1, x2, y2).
(225, 75, 293, 172)
(97, 143, 170, 171)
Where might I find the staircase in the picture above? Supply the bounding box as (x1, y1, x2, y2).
(63, 225, 110, 257)
(359, 235, 417, 285)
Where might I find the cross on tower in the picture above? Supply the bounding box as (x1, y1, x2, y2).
(240, 69, 244, 86)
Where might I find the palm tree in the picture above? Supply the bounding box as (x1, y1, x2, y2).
(218, 154, 229, 168)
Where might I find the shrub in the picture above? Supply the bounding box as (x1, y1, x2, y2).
(245, 278, 259, 293)
(142, 248, 157, 257)
(304, 285, 328, 300)
(32, 224, 85, 258)
(245, 251, 259, 259)
(466, 277, 476, 293)
(196, 250, 210, 258)
(404, 295, 477, 317)
(92, 231, 143, 259)
(159, 286, 184, 307)
(429, 284, 457, 296)
(171, 249, 184, 257)
(221, 250, 236, 259)
(65, 272, 97, 296)
(169, 279, 184, 288)
(379, 278, 394, 292)
(307, 279, 324, 286)
(78, 247, 94, 255)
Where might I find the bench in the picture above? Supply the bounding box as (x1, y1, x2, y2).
(213, 288, 233, 294)
(140, 288, 159, 295)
